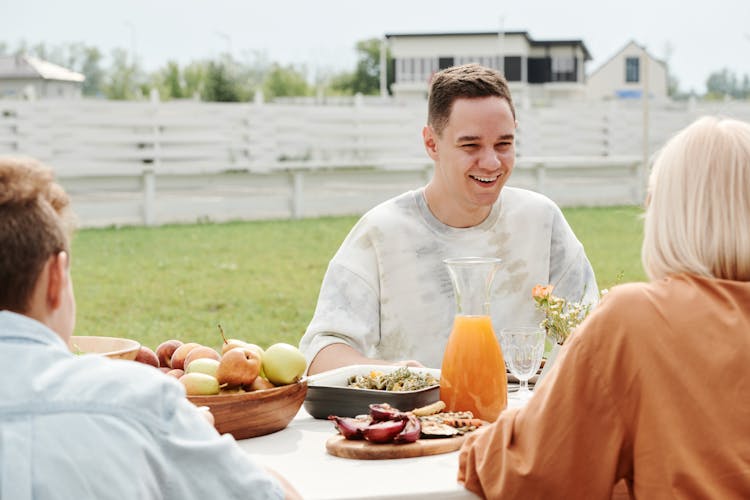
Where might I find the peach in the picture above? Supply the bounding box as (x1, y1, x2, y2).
(156, 339, 183, 368)
(170, 342, 201, 370)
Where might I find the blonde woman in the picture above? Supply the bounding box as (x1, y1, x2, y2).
(457, 116, 750, 498)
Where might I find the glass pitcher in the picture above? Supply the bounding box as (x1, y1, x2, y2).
(440, 257, 507, 422)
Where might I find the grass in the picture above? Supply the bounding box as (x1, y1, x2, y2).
(563, 205, 646, 289)
(71, 206, 646, 351)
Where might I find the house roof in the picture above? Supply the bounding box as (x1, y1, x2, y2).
(384, 31, 592, 61)
(587, 40, 667, 78)
(0, 55, 85, 82)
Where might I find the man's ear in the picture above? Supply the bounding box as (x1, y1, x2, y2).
(422, 125, 439, 161)
(46, 252, 69, 310)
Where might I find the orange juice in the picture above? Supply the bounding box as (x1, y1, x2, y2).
(439, 315, 507, 421)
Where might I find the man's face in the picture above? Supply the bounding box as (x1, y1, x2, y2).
(424, 96, 516, 215)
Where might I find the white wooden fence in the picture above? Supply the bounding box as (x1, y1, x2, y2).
(1, 96, 748, 227)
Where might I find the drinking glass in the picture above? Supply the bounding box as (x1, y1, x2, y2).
(500, 327, 546, 401)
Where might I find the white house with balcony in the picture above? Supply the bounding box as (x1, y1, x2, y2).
(0, 55, 85, 100)
(586, 41, 668, 101)
(384, 31, 591, 104)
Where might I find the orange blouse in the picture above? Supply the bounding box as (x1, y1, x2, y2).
(458, 274, 750, 499)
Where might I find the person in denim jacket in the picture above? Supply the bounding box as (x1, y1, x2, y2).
(0, 156, 300, 500)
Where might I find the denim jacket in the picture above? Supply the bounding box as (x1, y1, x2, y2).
(0, 311, 283, 500)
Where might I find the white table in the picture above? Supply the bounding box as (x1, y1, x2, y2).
(237, 399, 527, 500)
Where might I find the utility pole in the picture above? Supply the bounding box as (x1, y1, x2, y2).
(124, 21, 137, 66)
(379, 36, 388, 99)
(641, 47, 650, 202)
(497, 15, 506, 75)
(215, 31, 232, 57)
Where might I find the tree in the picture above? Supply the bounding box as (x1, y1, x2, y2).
(661, 42, 682, 99)
(183, 61, 208, 99)
(329, 38, 394, 96)
(262, 63, 311, 99)
(705, 68, 748, 100)
(5, 41, 106, 96)
(234, 49, 272, 98)
(203, 60, 241, 102)
(104, 48, 144, 100)
(157, 61, 185, 99)
(70, 44, 105, 96)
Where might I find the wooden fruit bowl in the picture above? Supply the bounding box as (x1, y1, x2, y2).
(188, 379, 307, 440)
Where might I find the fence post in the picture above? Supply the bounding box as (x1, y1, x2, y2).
(290, 170, 304, 219)
(535, 162, 546, 195)
(354, 93, 364, 160)
(630, 161, 641, 205)
(143, 169, 156, 225)
(144, 89, 161, 226)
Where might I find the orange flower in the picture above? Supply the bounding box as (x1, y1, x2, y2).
(532, 284, 554, 299)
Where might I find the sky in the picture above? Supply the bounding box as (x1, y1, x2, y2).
(2, 0, 749, 94)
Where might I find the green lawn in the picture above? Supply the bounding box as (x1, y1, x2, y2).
(71, 206, 646, 351)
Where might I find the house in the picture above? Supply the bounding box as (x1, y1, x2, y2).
(0, 55, 85, 99)
(586, 41, 668, 101)
(383, 31, 592, 103)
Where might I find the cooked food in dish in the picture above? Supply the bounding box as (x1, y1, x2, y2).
(346, 366, 439, 392)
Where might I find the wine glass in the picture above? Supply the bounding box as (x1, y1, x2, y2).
(500, 327, 546, 401)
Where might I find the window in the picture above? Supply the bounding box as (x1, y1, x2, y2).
(395, 58, 437, 83)
(527, 57, 551, 83)
(503, 56, 522, 82)
(438, 57, 455, 70)
(551, 57, 577, 82)
(625, 57, 640, 83)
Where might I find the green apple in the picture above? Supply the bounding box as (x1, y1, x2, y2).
(262, 343, 306, 385)
(179, 372, 219, 395)
(185, 358, 220, 378)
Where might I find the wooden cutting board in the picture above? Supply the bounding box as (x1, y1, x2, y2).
(326, 434, 468, 460)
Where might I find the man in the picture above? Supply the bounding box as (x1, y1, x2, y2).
(0, 156, 299, 499)
(300, 63, 598, 374)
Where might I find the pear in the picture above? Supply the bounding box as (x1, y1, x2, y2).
(185, 358, 220, 378)
(216, 348, 261, 387)
(179, 372, 219, 395)
(262, 343, 306, 385)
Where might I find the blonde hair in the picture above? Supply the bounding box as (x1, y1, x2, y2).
(642, 116, 750, 281)
(0, 156, 74, 311)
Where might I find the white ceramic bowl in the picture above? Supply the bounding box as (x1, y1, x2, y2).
(68, 335, 141, 361)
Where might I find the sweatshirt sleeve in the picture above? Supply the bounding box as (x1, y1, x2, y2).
(298, 259, 382, 366)
(548, 206, 599, 306)
(457, 297, 632, 498)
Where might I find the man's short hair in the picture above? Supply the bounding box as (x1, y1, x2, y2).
(0, 156, 73, 311)
(427, 63, 516, 136)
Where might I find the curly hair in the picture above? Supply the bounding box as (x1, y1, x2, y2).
(0, 156, 74, 311)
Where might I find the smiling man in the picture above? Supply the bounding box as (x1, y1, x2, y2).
(300, 63, 599, 374)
